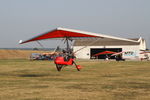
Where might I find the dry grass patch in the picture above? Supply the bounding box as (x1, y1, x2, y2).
(0, 49, 51, 59)
(0, 59, 150, 100)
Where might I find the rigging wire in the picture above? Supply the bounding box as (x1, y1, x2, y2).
(36, 41, 45, 48)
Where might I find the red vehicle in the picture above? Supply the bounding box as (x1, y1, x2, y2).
(54, 56, 81, 71)
(19, 27, 133, 71)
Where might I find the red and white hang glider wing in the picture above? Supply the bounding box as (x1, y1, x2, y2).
(93, 51, 117, 56)
(19, 27, 138, 44)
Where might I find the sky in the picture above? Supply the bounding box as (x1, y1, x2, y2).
(0, 0, 150, 48)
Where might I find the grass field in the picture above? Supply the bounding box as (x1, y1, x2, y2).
(0, 59, 150, 100)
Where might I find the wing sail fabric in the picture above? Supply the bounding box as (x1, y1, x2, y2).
(20, 27, 138, 44)
(20, 28, 99, 44)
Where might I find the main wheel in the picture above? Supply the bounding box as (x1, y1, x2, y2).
(76, 65, 80, 71)
(72, 61, 80, 71)
(56, 64, 63, 71)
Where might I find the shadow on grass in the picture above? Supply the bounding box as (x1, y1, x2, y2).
(18, 74, 49, 77)
(18, 72, 61, 78)
(0, 73, 50, 77)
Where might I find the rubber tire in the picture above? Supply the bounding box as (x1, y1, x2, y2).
(76, 66, 80, 71)
(56, 64, 63, 71)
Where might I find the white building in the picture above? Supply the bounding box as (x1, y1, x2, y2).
(19, 27, 147, 60)
(73, 37, 147, 60)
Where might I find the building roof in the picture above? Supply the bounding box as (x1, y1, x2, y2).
(73, 38, 140, 46)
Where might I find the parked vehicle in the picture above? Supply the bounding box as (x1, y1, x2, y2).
(30, 53, 54, 60)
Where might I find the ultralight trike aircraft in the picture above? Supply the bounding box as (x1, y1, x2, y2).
(19, 27, 136, 71)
